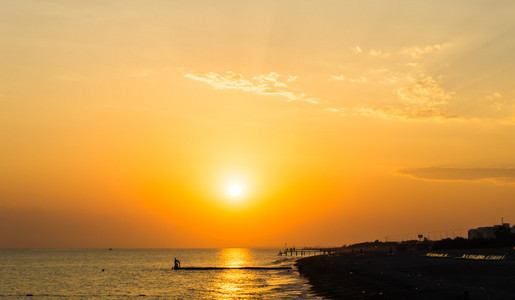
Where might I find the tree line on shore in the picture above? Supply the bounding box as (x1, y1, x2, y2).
(336, 226, 515, 252)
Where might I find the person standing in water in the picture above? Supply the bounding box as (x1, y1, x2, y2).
(174, 257, 181, 269)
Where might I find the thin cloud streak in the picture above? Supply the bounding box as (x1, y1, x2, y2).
(396, 167, 515, 183)
(400, 43, 451, 59)
(360, 106, 460, 121)
(184, 71, 319, 103)
(330, 74, 367, 83)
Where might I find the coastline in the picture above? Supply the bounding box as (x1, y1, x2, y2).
(296, 248, 515, 299)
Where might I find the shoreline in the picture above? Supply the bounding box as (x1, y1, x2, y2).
(296, 248, 515, 299)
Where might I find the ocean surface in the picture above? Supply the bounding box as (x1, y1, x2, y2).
(0, 248, 320, 299)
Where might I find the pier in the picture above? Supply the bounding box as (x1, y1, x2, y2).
(173, 266, 292, 270)
(278, 248, 329, 256)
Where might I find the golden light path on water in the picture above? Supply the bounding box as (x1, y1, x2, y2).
(0, 249, 314, 298)
(207, 248, 316, 299)
(214, 248, 257, 298)
(221, 248, 250, 268)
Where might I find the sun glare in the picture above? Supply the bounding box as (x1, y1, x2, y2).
(229, 184, 242, 197)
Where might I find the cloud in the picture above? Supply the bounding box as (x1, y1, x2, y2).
(485, 92, 505, 111)
(351, 46, 390, 57)
(381, 73, 401, 84)
(374, 68, 390, 73)
(369, 49, 390, 58)
(350, 76, 368, 84)
(372, 69, 401, 84)
(332, 42, 462, 121)
(360, 106, 459, 121)
(359, 74, 457, 120)
(330, 74, 367, 83)
(396, 75, 454, 106)
(400, 43, 450, 59)
(330, 75, 345, 81)
(254, 72, 288, 87)
(185, 72, 254, 91)
(324, 107, 347, 116)
(287, 75, 297, 82)
(184, 71, 318, 103)
(351, 46, 362, 54)
(396, 167, 515, 183)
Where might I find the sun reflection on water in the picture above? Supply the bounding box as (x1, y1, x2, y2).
(213, 248, 259, 299)
(221, 248, 250, 268)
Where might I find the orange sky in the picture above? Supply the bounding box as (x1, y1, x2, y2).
(2, 1, 515, 248)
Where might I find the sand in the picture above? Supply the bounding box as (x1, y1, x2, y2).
(296, 248, 515, 299)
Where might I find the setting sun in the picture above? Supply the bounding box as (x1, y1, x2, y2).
(3, 0, 515, 256)
(229, 184, 243, 197)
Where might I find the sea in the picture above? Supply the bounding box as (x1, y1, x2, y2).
(0, 248, 320, 299)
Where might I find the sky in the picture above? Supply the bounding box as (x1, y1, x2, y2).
(1, 0, 515, 248)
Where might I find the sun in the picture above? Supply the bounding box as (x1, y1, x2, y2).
(229, 184, 242, 197)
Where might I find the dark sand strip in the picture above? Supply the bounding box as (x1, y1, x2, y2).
(296, 248, 515, 299)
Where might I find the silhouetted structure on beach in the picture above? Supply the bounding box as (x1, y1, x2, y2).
(468, 218, 515, 239)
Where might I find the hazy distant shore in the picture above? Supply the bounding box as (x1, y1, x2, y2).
(296, 248, 515, 299)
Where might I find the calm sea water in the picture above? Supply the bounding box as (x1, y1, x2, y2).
(0, 248, 320, 299)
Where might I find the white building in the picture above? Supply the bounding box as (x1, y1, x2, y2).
(468, 222, 515, 239)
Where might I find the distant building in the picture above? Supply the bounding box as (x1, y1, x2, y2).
(468, 221, 515, 239)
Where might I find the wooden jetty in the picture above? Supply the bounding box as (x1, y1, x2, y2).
(277, 248, 330, 256)
(173, 266, 292, 270)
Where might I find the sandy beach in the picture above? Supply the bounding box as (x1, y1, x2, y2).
(296, 248, 515, 299)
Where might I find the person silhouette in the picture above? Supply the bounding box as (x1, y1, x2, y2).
(174, 257, 181, 269)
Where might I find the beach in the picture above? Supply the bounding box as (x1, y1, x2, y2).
(296, 248, 515, 299)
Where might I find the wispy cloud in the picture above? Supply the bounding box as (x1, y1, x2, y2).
(184, 71, 318, 103)
(351, 46, 391, 58)
(332, 42, 514, 122)
(359, 74, 457, 120)
(350, 76, 368, 84)
(369, 49, 390, 58)
(351, 46, 363, 54)
(381, 73, 401, 84)
(396, 75, 454, 106)
(400, 43, 450, 59)
(360, 106, 459, 121)
(185, 72, 254, 91)
(324, 107, 347, 116)
(352, 44, 448, 59)
(330, 74, 368, 83)
(330, 75, 345, 81)
(396, 167, 515, 184)
(332, 41, 461, 121)
(483, 92, 505, 111)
